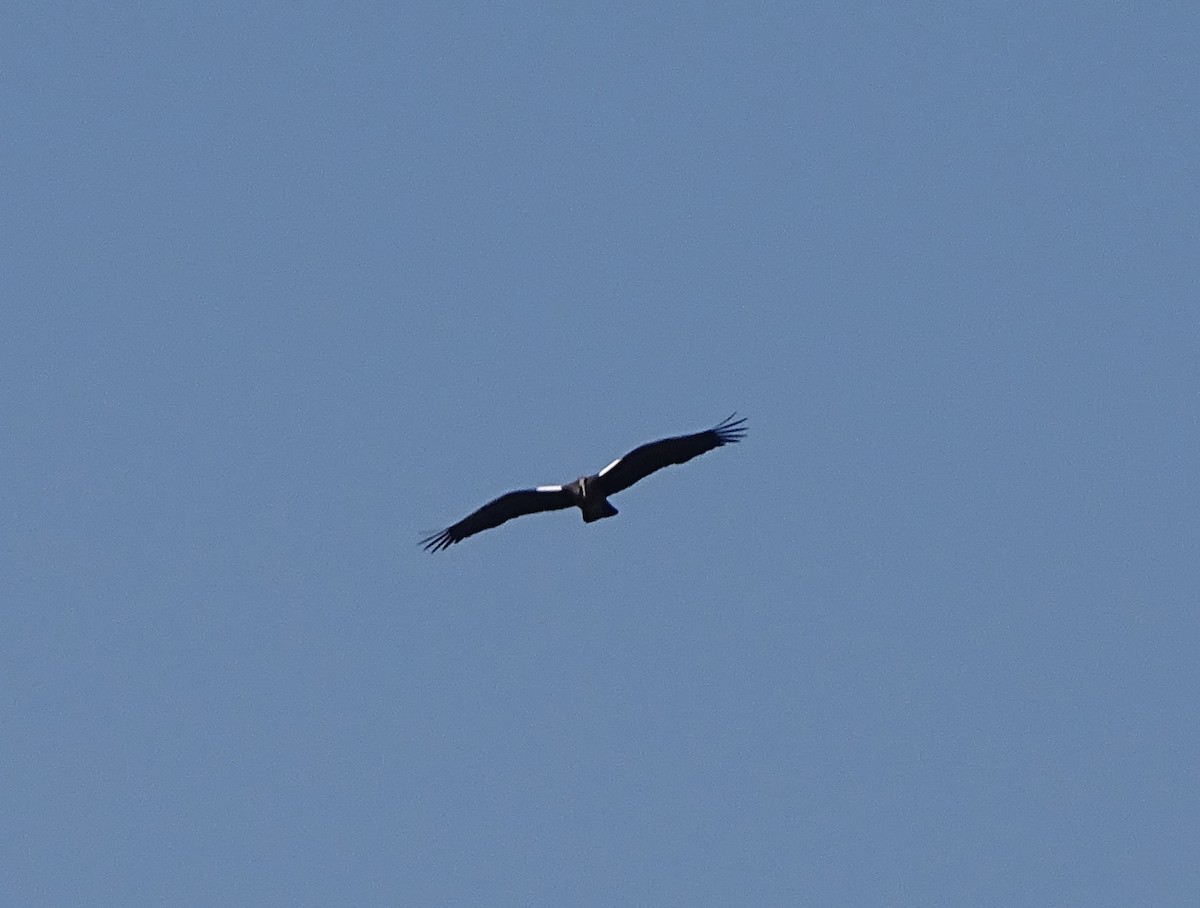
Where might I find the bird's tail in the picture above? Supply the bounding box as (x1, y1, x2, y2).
(581, 498, 618, 523)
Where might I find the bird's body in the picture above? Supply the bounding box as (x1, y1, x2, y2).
(555, 476, 620, 523)
(421, 414, 746, 552)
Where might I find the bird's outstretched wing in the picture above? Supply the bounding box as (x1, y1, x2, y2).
(420, 487, 576, 552)
(589, 413, 747, 498)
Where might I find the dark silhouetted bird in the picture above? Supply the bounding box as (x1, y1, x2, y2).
(421, 414, 747, 552)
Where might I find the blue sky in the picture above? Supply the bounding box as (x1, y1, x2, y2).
(4, 3, 1198, 904)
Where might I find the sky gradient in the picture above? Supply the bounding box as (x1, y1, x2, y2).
(5, 3, 1199, 905)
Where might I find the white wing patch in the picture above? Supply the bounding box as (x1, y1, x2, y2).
(597, 458, 622, 477)
(536, 485, 563, 492)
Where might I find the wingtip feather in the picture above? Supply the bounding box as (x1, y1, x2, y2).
(713, 412, 747, 444)
(419, 529, 454, 552)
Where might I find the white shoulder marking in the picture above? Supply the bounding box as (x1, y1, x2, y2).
(597, 458, 622, 477)
(536, 485, 563, 492)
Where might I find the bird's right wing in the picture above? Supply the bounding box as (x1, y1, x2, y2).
(421, 486, 576, 552)
(590, 413, 747, 497)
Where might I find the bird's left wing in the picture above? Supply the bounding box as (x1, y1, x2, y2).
(421, 486, 576, 552)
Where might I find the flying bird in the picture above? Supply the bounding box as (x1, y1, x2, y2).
(421, 413, 747, 552)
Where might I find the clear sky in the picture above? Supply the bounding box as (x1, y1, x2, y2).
(5, 3, 1198, 905)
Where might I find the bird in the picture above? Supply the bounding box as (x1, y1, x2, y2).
(420, 413, 747, 552)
